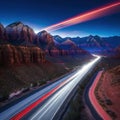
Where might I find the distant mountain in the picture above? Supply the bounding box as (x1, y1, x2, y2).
(58, 35, 120, 56)
(53, 35, 64, 43)
(58, 39, 89, 55)
(67, 36, 120, 48)
(79, 35, 111, 52)
(103, 36, 120, 48)
(60, 39, 78, 50)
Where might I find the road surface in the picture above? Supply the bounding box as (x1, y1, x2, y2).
(0, 56, 100, 120)
(84, 71, 103, 120)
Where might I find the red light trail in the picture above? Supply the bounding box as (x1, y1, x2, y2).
(10, 73, 77, 120)
(44, 2, 120, 32)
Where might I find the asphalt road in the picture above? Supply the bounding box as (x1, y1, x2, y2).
(0, 56, 100, 120)
(0, 70, 76, 120)
(84, 72, 103, 120)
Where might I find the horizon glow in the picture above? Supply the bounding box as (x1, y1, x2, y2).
(43, 2, 120, 32)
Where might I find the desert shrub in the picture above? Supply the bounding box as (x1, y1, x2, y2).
(106, 110, 117, 119)
(105, 99, 113, 105)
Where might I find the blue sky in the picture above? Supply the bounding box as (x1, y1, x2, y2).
(0, 0, 120, 37)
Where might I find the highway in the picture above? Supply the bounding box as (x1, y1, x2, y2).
(0, 56, 100, 120)
(84, 72, 103, 120)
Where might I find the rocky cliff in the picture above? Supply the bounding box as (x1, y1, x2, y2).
(0, 23, 8, 44)
(5, 22, 36, 45)
(0, 23, 5, 40)
(0, 44, 45, 66)
(36, 30, 54, 49)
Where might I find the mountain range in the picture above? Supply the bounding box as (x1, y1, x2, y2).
(54, 35, 120, 55)
(0, 22, 91, 65)
(0, 21, 120, 66)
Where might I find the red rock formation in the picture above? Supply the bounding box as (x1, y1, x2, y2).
(0, 44, 45, 66)
(5, 22, 36, 44)
(36, 30, 55, 49)
(36, 30, 63, 56)
(45, 47, 61, 56)
(0, 23, 4, 40)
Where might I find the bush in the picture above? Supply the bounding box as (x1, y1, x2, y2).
(106, 99, 113, 105)
(0, 94, 9, 102)
(106, 110, 117, 119)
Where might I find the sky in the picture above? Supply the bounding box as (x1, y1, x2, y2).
(0, 0, 120, 37)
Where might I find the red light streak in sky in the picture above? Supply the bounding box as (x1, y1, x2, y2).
(44, 2, 120, 32)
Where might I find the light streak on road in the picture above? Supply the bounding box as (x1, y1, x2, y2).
(28, 56, 101, 120)
(0, 71, 77, 120)
(43, 2, 120, 32)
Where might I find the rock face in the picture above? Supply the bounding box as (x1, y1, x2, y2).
(5, 22, 36, 45)
(0, 23, 8, 45)
(0, 44, 45, 66)
(102, 36, 120, 48)
(0, 23, 5, 40)
(36, 30, 55, 49)
(36, 30, 61, 56)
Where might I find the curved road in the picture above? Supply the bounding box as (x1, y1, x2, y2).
(84, 72, 103, 120)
